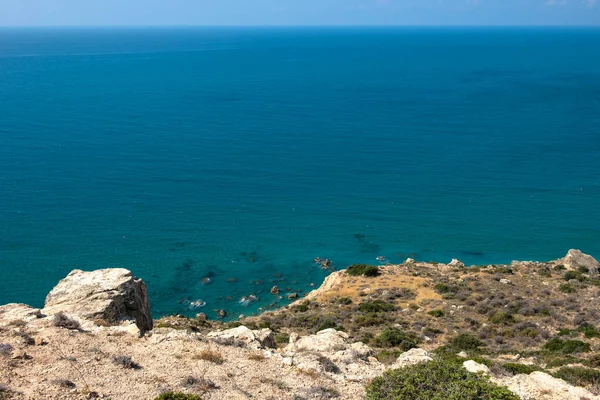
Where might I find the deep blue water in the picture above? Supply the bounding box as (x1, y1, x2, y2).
(1, 27, 599, 319)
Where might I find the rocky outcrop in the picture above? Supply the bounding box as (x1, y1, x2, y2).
(0, 303, 42, 326)
(498, 371, 600, 400)
(555, 249, 600, 275)
(207, 325, 276, 349)
(463, 360, 490, 374)
(42, 268, 152, 333)
(392, 348, 432, 368)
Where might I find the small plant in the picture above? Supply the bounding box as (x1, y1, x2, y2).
(433, 283, 453, 294)
(346, 264, 380, 277)
(554, 367, 600, 387)
(559, 284, 576, 293)
(112, 355, 141, 369)
(182, 376, 217, 392)
(358, 300, 395, 313)
(307, 386, 340, 398)
(196, 349, 224, 364)
(577, 323, 600, 339)
(0, 343, 13, 356)
(247, 352, 266, 361)
(554, 264, 567, 271)
(292, 301, 310, 312)
(564, 271, 586, 282)
(428, 309, 444, 318)
(53, 312, 81, 330)
(376, 349, 402, 365)
(373, 328, 418, 351)
(337, 297, 353, 305)
(155, 392, 201, 400)
(450, 333, 484, 351)
(52, 379, 76, 388)
(318, 355, 340, 374)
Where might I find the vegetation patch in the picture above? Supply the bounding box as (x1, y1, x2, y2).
(373, 328, 418, 351)
(502, 363, 542, 375)
(347, 264, 380, 277)
(543, 338, 591, 354)
(366, 357, 519, 400)
(553, 367, 600, 387)
(450, 334, 484, 352)
(155, 393, 201, 400)
(358, 300, 395, 313)
(428, 309, 444, 318)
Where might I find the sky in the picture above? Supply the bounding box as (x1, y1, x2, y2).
(0, 0, 599, 27)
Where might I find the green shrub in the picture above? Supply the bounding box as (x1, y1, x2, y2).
(554, 264, 566, 271)
(337, 297, 353, 305)
(434, 283, 455, 294)
(544, 338, 591, 354)
(450, 333, 484, 351)
(366, 357, 519, 400)
(359, 300, 395, 313)
(564, 271, 586, 282)
(292, 301, 310, 312)
(489, 311, 516, 326)
(354, 312, 389, 327)
(155, 393, 201, 400)
(554, 367, 600, 387)
(428, 309, 444, 318)
(374, 328, 418, 351)
(376, 349, 402, 365)
(545, 356, 580, 368)
(347, 264, 380, 277)
(577, 323, 600, 338)
(586, 353, 600, 368)
(559, 284, 576, 293)
(502, 363, 542, 375)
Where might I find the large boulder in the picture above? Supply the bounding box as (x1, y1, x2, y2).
(392, 348, 433, 369)
(287, 328, 349, 353)
(42, 268, 152, 333)
(207, 325, 276, 349)
(556, 250, 599, 275)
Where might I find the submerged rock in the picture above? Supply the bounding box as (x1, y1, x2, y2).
(42, 268, 152, 333)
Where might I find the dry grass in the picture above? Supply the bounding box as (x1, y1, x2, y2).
(195, 348, 224, 365)
(247, 352, 267, 362)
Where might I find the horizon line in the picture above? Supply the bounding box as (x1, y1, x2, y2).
(1, 24, 600, 29)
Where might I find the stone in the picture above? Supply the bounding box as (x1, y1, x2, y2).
(457, 351, 468, 358)
(463, 360, 490, 374)
(195, 313, 207, 322)
(270, 286, 280, 295)
(287, 293, 299, 300)
(207, 326, 276, 349)
(11, 350, 31, 360)
(405, 258, 415, 264)
(556, 249, 600, 275)
(500, 279, 511, 284)
(34, 337, 46, 346)
(42, 269, 152, 333)
(498, 371, 600, 400)
(449, 259, 465, 268)
(0, 304, 43, 326)
(217, 309, 227, 318)
(392, 348, 432, 368)
(287, 329, 349, 353)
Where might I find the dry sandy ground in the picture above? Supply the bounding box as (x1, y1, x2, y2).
(1, 323, 365, 400)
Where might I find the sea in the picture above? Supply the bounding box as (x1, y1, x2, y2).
(1, 27, 599, 319)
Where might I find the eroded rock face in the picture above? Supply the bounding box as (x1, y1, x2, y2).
(42, 268, 152, 333)
(556, 249, 599, 275)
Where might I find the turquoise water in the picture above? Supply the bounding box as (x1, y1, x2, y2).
(1, 28, 599, 319)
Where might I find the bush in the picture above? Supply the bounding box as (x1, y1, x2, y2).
(502, 363, 542, 375)
(347, 264, 380, 277)
(374, 328, 418, 351)
(563, 271, 586, 282)
(577, 323, 600, 338)
(544, 338, 591, 354)
(428, 309, 444, 318)
(554, 367, 600, 387)
(359, 300, 395, 313)
(195, 349, 224, 364)
(318, 355, 340, 374)
(53, 312, 81, 330)
(155, 393, 201, 400)
(451, 334, 484, 351)
(433, 283, 456, 294)
(489, 311, 516, 326)
(112, 355, 141, 369)
(366, 357, 519, 400)
(586, 353, 600, 368)
(0, 343, 13, 357)
(559, 284, 576, 293)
